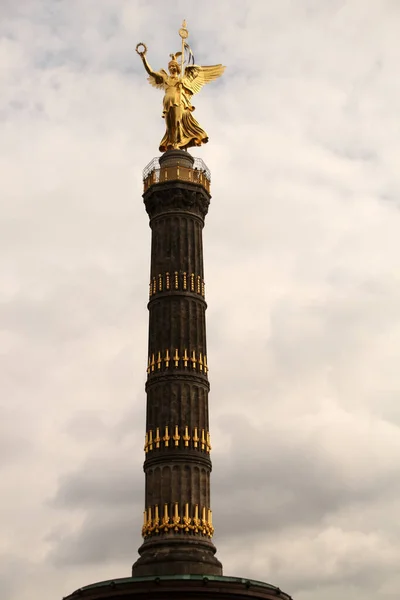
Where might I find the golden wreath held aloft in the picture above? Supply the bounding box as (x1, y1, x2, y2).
(135, 42, 147, 56)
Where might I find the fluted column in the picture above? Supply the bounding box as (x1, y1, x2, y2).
(132, 150, 222, 577)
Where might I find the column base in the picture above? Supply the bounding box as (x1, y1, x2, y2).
(132, 536, 222, 576)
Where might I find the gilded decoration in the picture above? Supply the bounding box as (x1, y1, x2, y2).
(142, 503, 214, 538)
(149, 272, 205, 299)
(144, 426, 211, 453)
(147, 349, 208, 375)
(136, 21, 225, 152)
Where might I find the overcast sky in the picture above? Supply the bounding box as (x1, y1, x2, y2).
(2, 1, 400, 599)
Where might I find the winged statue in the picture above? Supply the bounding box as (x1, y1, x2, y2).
(136, 22, 225, 152)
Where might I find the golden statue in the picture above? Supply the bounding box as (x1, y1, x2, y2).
(136, 21, 225, 152)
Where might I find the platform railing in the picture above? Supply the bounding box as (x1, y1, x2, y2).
(143, 157, 211, 192)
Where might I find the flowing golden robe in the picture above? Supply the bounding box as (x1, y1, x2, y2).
(157, 74, 208, 152)
(142, 58, 225, 153)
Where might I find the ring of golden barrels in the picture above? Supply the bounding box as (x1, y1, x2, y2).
(142, 518, 214, 539)
(136, 42, 147, 56)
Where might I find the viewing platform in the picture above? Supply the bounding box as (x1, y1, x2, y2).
(143, 153, 211, 193)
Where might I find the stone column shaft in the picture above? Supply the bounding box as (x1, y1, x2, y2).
(132, 149, 222, 577)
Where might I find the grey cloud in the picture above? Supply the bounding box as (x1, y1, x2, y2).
(49, 508, 140, 566)
(212, 414, 400, 538)
(0, 556, 31, 598)
(51, 459, 142, 510)
(0, 408, 34, 466)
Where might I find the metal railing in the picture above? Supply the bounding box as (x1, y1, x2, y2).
(143, 156, 211, 183)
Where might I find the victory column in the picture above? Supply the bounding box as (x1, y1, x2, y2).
(65, 21, 292, 600)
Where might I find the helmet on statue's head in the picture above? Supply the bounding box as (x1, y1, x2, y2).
(168, 53, 182, 74)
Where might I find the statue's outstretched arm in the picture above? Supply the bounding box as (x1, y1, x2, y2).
(141, 54, 155, 77)
(140, 54, 164, 86)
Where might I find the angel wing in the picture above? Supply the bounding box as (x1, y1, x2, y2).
(147, 69, 168, 90)
(183, 64, 225, 95)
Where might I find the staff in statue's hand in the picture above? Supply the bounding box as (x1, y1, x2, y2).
(136, 23, 225, 153)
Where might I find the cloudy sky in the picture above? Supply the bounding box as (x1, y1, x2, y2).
(2, 1, 400, 599)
